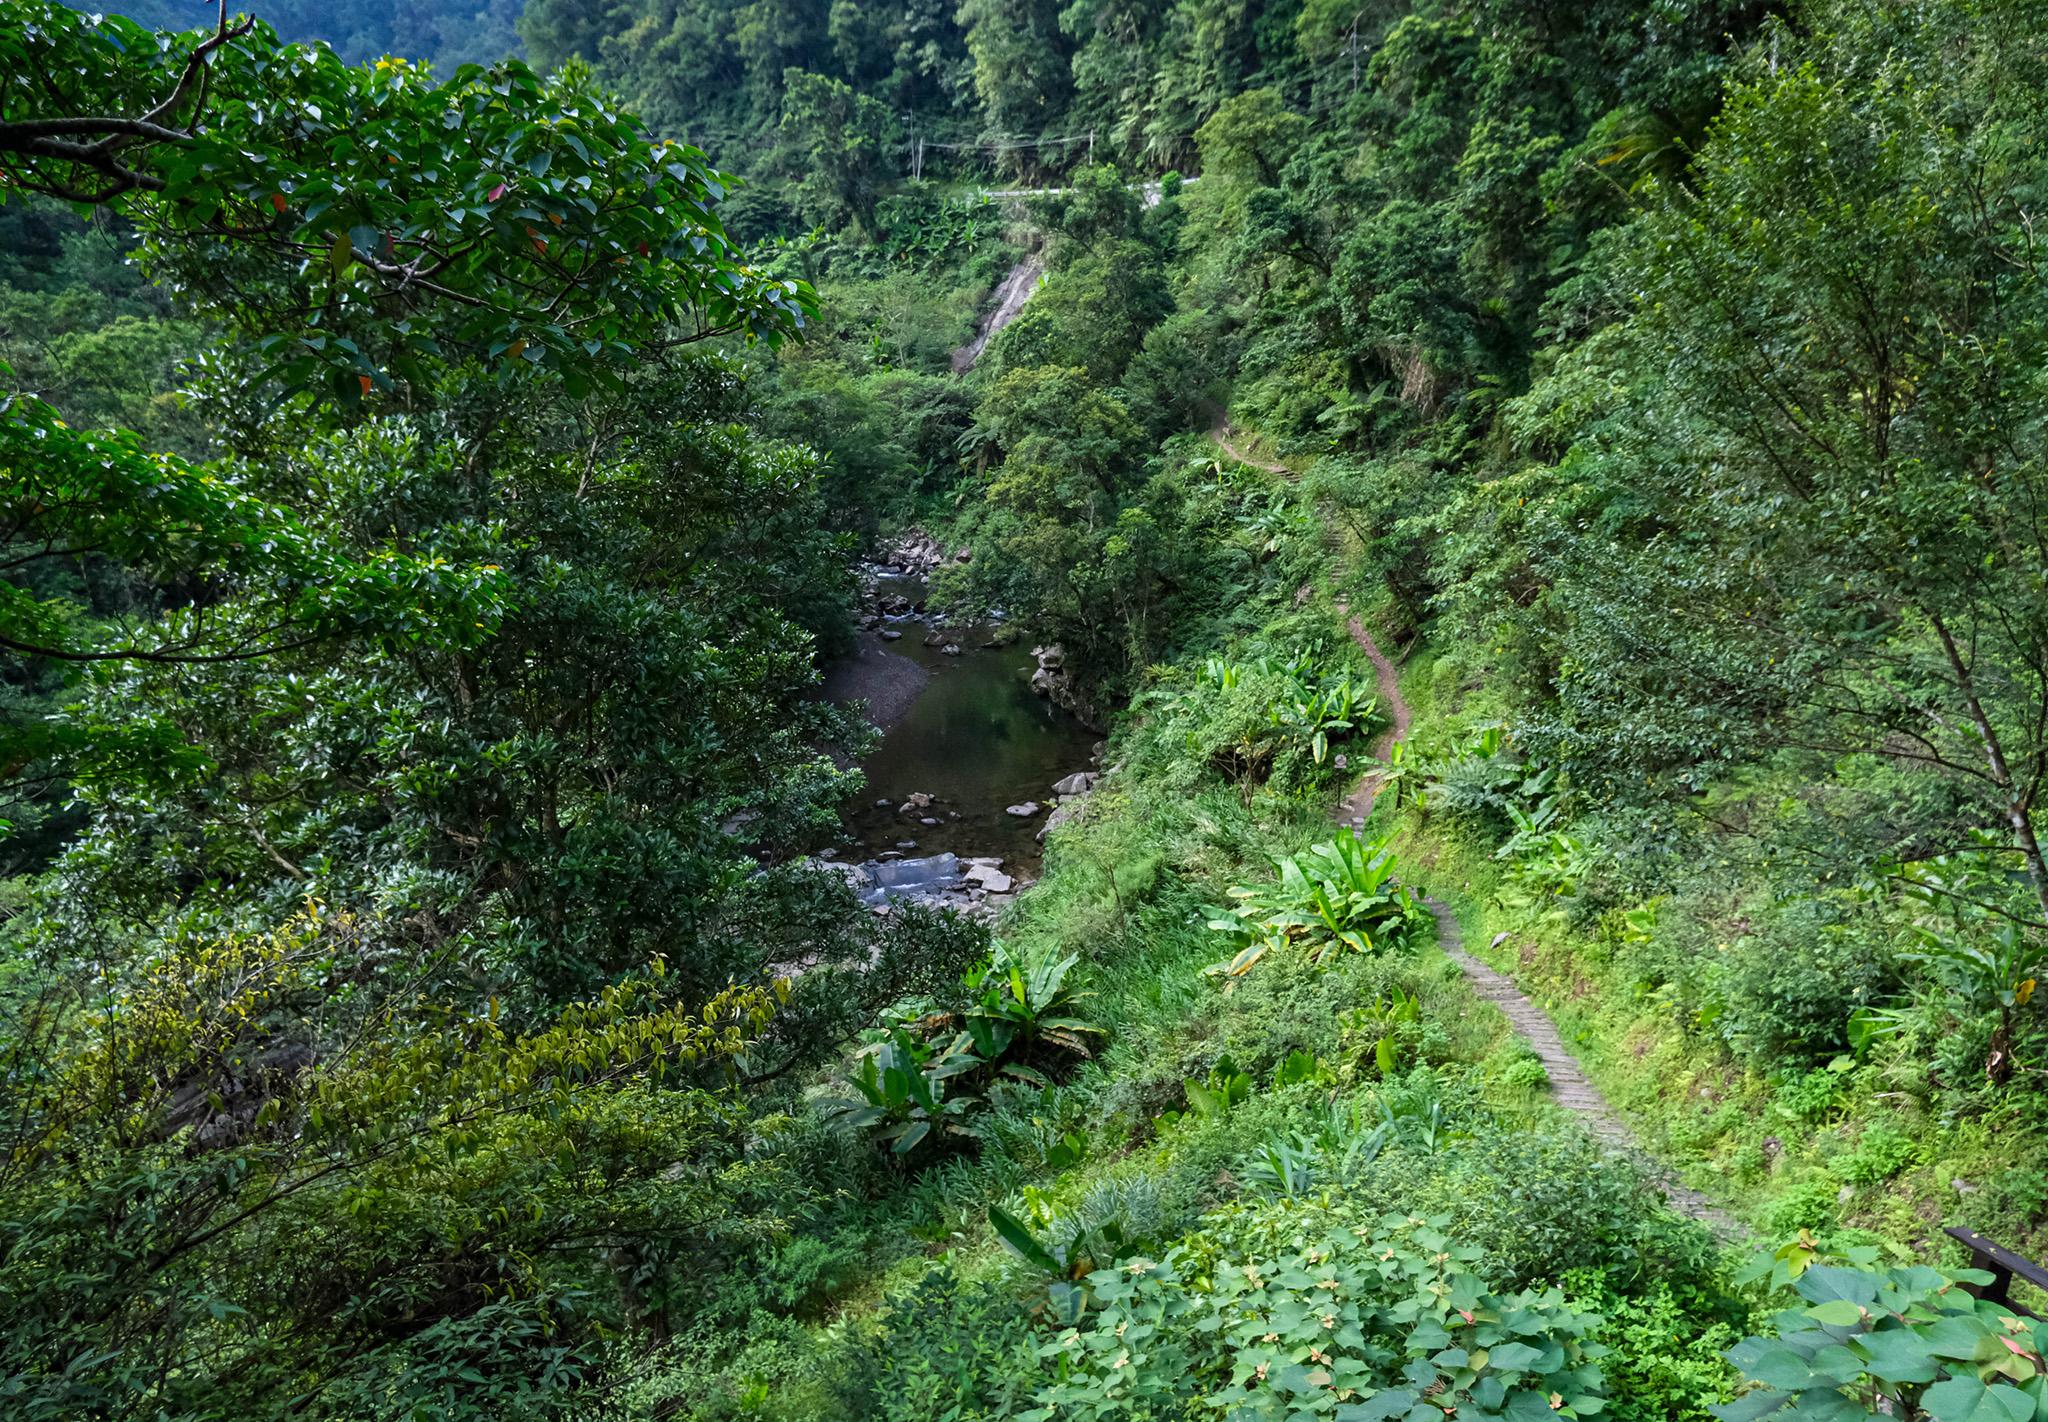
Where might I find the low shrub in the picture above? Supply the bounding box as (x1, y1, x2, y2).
(1342, 1112, 1686, 1287)
(1560, 1272, 1741, 1422)
(824, 1266, 1043, 1422)
(1832, 1118, 1920, 1187)
(1024, 1205, 1608, 1421)
(1710, 901, 1898, 1067)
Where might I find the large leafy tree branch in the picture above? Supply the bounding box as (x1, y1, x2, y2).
(0, 0, 815, 401)
(0, 0, 251, 200)
(0, 0, 818, 807)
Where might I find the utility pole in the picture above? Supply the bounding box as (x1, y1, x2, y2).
(1087, 128, 1095, 165)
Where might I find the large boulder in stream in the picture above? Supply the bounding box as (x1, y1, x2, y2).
(883, 530, 948, 577)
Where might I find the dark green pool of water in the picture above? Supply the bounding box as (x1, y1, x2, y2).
(839, 629, 1096, 872)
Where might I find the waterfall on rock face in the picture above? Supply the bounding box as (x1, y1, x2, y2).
(950, 251, 1045, 372)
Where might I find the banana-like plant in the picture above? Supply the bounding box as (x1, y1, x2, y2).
(959, 945, 1104, 1067)
(823, 1028, 983, 1155)
(1267, 673, 1370, 765)
(1207, 829, 1426, 974)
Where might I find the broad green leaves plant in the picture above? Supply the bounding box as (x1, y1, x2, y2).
(959, 944, 1105, 1067)
(1197, 644, 1379, 777)
(824, 1028, 984, 1155)
(1024, 1209, 1608, 1422)
(1181, 1054, 1255, 1120)
(1209, 829, 1427, 975)
(1716, 1247, 2048, 1421)
(830, 946, 1108, 1157)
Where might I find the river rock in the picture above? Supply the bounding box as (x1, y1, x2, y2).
(1038, 796, 1094, 843)
(1005, 801, 1041, 817)
(903, 792, 933, 810)
(1051, 771, 1097, 796)
(923, 628, 948, 646)
(965, 864, 1014, 893)
(883, 530, 948, 578)
(941, 643, 961, 656)
(920, 816, 940, 826)
(880, 628, 902, 640)
(807, 858, 873, 890)
(1025, 641, 1104, 730)
(955, 547, 971, 562)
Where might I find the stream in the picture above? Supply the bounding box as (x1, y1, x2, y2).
(818, 549, 1099, 914)
(811, 258, 1093, 915)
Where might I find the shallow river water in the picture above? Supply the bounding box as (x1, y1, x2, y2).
(836, 626, 1096, 872)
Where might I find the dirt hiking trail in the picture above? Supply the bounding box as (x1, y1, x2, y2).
(1328, 607, 1744, 1235)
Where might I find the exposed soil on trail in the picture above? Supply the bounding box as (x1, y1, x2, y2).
(1333, 603, 1409, 828)
(1208, 416, 1293, 477)
(1326, 591, 1744, 1235)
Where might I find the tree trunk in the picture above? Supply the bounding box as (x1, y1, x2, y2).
(1929, 612, 2048, 926)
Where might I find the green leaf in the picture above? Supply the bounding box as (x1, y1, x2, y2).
(989, 1204, 1062, 1275)
(1922, 1377, 2036, 1422)
(1854, 1328, 1940, 1385)
(1486, 1341, 1544, 1372)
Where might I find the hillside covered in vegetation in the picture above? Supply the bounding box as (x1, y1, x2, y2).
(3, 0, 2047, 1419)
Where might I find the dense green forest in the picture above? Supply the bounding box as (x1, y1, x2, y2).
(4, 0, 2048, 1418)
(85, 0, 524, 69)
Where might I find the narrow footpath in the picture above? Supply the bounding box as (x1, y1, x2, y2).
(1210, 425, 1737, 1228)
(1210, 417, 1294, 479)
(1330, 597, 1740, 1234)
